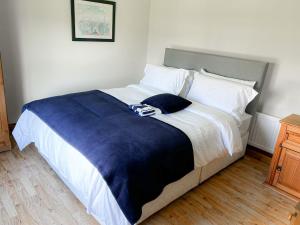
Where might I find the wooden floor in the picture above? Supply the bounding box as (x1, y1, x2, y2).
(0, 144, 296, 225)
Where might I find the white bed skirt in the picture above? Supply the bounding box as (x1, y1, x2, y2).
(139, 132, 248, 223)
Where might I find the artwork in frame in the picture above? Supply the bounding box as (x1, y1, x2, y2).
(71, 0, 116, 42)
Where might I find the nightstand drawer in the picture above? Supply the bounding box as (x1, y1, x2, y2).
(288, 125, 300, 135)
(288, 132, 300, 145)
(282, 140, 300, 153)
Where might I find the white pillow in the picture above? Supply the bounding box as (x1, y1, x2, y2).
(200, 68, 256, 88)
(187, 72, 258, 122)
(140, 64, 189, 95)
(179, 70, 194, 98)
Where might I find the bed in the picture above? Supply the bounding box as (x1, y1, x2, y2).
(13, 49, 269, 225)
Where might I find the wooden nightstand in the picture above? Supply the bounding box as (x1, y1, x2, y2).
(267, 114, 300, 198)
(0, 55, 11, 152)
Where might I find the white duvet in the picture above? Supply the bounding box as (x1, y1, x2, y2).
(13, 84, 243, 225)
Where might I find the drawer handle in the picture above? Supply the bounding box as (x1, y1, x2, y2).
(276, 166, 282, 172)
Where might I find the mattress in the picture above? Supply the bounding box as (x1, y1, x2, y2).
(13, 84, 247, 225)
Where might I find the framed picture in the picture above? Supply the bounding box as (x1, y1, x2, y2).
(71, 0, 116, 42)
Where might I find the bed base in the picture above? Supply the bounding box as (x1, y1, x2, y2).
(29, 132, 248, 225)
(138, 132, 249, 223)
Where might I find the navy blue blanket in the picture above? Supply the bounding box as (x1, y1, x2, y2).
(23, 90, 194, 224)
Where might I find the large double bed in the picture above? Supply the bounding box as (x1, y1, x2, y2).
(13, 49, 269, 225)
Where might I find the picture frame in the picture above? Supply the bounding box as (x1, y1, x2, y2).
(71, 0, 116, 42)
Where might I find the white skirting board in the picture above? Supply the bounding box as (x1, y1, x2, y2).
(248, 112, 280, 154)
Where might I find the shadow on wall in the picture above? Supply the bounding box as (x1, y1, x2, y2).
(0, 1, 25, 123)
(170, 45, 279, 114)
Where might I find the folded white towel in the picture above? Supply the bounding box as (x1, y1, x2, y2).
(138, 111, 156, 117)
(129, 104, 156, 117)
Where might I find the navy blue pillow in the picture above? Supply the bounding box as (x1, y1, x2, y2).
(141, 94, 192, 114)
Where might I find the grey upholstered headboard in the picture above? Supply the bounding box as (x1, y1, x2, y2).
(164, 48, 269, 115)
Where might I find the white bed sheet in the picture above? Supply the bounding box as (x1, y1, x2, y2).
(239, 113, 252, 136)
(106, 84, 243, 161)
(13, 84, 244, 225)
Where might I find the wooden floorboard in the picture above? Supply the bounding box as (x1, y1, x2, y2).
(0, 144, 296, 225)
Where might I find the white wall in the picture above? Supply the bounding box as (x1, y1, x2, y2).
(147, 0, 300, 118)
(1, 0, 300, 122)
(0, 0, 150, 122)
